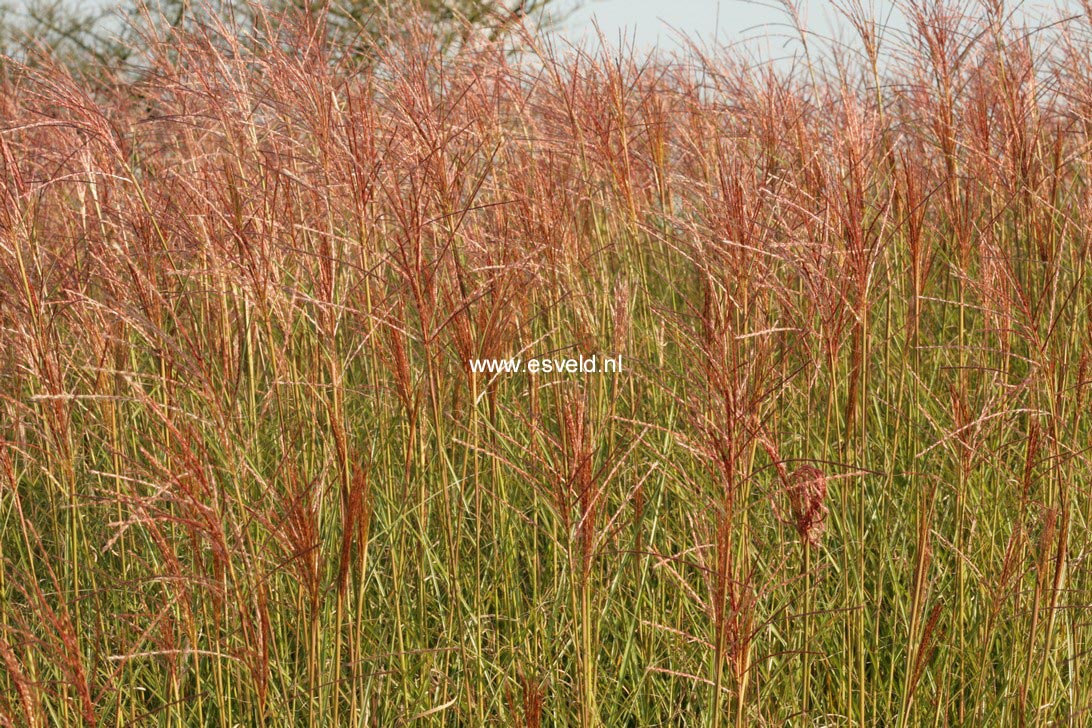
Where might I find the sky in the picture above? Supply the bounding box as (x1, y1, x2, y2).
(555, 0, 1075, 56)
(563, 0, 815, 46)
(558, 0, 895, 52)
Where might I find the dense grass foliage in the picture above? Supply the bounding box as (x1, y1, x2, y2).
(2, 3, 1092, 724)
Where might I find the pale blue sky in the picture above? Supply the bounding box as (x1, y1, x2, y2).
(559, 0, 896, 52)
(562, 0, 820, 47)
(556, 0, 1072, 54)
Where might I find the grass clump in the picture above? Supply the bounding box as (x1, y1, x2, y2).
(1, 2, 1091, 724)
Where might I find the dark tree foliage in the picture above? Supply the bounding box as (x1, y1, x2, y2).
(1, 0, 560, 68)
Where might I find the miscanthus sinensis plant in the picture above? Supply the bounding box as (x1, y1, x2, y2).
(1, 0, 1091, 724)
